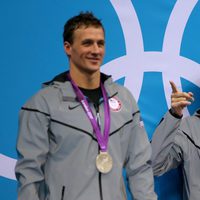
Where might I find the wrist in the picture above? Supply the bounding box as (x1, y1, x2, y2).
(169, 108, 183, 119)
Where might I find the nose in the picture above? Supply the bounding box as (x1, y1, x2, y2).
(91, 43, 100, 54)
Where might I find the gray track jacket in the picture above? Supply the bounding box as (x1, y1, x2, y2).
(151, 110, 200, 200)
(15, 72, 157, 200)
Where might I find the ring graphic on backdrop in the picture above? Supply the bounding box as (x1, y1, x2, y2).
(102, 0, 200, 113)
(1, 0, 200, 181)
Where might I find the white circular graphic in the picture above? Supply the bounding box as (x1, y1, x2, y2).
(109, 97, 122, 112)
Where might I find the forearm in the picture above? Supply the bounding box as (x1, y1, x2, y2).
(16, 103, 50, 199)
(151, 111, 182, 175)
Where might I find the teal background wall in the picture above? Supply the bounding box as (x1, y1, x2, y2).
(1, 1, 200, 199)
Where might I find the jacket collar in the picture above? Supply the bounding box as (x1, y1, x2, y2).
(43, 70, 118, 101)
(43, 70, 111, 85)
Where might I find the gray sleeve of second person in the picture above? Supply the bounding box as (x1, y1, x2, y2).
(151, 111, 183, 176)
(124, 93, 157, 200)
(15, 92, 50, 200)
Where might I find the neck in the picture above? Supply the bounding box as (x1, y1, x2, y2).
(69, 68, 100, 89)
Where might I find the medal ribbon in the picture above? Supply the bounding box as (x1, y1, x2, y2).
(67, 73, 110, 152)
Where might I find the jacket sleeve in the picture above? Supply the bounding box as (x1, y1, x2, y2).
(151, 111, 183, 176)
(125, 96, 157, 200)
(15, 92, 50, 200)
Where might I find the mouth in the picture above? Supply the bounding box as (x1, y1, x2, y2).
(87, 57, 100, 61)
(86, 57, 101, 64)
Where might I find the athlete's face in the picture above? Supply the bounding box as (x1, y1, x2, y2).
(64, 26, 105, 74)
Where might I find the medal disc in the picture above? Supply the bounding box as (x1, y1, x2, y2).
(96, 151, 113, 173)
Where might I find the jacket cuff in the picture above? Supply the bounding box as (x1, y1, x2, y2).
(169, 108, 183, 119)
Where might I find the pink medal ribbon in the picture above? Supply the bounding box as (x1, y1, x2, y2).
(67, 73, 110, 152)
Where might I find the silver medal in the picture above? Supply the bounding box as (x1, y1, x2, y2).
(96, 151, 113, 174)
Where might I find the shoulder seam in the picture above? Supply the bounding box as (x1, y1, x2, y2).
(21, 107, 50, 117)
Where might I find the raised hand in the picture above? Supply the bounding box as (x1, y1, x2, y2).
(170, 81, 194, 117)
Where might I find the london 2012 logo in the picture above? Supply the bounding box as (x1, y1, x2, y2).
(1, 0, 200, 181)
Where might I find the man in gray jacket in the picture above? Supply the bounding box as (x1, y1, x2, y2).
(151, 81, 200, 200)
(15, 12, 157, 200)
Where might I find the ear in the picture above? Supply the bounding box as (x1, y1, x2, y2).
(64, 41, 71, 56)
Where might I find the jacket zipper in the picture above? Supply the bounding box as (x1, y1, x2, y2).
(61, 186, 65, 200)
(95, 103, 103, 200)
(99, 171, 103, 200)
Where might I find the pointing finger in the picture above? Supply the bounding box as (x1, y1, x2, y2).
(170, 81, 179, 93)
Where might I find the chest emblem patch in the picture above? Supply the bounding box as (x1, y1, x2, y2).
(109, 97, 122, 112)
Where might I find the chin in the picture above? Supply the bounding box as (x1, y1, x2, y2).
(85, 68, 100, 75)
(87, 64, 101, 71)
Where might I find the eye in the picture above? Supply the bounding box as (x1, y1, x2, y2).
(82, 40, 93, 46)
(98, 41, 105, 47)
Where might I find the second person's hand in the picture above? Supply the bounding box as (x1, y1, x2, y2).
(170, 81, 194, 117)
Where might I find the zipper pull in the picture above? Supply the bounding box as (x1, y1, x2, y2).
(96, 112, 101, 128)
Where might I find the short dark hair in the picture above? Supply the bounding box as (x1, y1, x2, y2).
(63, 11, 104, 44)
